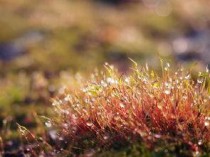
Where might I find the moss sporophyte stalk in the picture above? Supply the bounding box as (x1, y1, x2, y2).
(19, 62, 210, 156)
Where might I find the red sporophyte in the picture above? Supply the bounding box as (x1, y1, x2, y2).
(49, 62, 210, 154)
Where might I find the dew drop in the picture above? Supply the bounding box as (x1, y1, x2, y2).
(84, 98, 90, 103)
(197, 78, 203, 84)
(157, 105, 163, 109)
(204, 121, 209, 127)
(164, 67, 169, 71)
(49, 130, 57, 140)
(107, 77, 118, 84)
(45, 121, 52, 128)
(59, 137, 64, 141)
(119, 103, 125, 108)
(84, 149, 95, 157)
(185, 74, 191, 80)
(142, 77, 148, 83)
(72, 114, 78, 120)
(145, 63, 149, 71)
(183, 95, 187, 100)
(198, 140, 202, 145)
(165, 82, 169, 87)
(61, 110, 70, 115)
(25, 148, 30, 152)
(164, 63, 170, 71)
(101, 80, 108, 87)
(64, 94, 71, 102)
(206, 67, 209, 73)
(103, 135, 109, 140)
(205, 117, 210, 121)
(114, 116, 120, 121)
(125, 77, 130, 83)
(82, 88, 87, 93)
(194, 151, 200, 157)
(154, 134, 161, 138)
(52, 100, 61, 106)
(164, 89, 171, 95)
(63, 123, 68, 129)
(86, 121, 93, 127)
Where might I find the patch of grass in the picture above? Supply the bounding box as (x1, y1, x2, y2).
(22, 62, 210, 156)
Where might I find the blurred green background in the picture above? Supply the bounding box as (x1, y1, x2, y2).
(0, 0, 210, 155)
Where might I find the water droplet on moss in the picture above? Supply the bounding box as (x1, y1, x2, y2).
(125, 77, 130, 83)
(154, 134, 161, 138)
(157, 105, 163, 109)
(103, 135, 109, 140)
(119, 103, 125, 108)
(164, 89, 171, 95)
(183, 95, 187, 100)
(205, 117, 210, 120)
(197, 78, 203, 84)
(198, 140, 202, 145)
(185, 74, 191, 80)
(101, 80, 108, 87)
(86, 121, 93, 127)
(64, 94, 71, 102)
(52, 100, 62, 106)
(107, 77, 118, 84)
(45, 121, 52, 128)
(114, 116, 120, 121)
(204, 121, 209, 126)
(63, 123, 68, 129)
(49, 130, 57, 140)
(206, 67, 209, 73)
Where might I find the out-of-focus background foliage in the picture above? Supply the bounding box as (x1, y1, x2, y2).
(0, 0, 210, 155)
